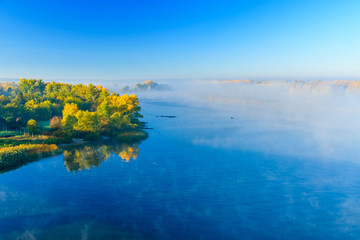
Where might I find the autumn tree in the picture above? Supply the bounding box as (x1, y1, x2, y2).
(109, 112, 134, 130)
(61, 103, 80, 136)
(109, 94, 142, 122)
(27, 119, 37, 134)
(74, 110, 100, 133)
(62, 103, 79, 122)
(50, 116, 62, 130)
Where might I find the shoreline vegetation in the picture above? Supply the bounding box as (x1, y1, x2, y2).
(0, 79, 148, 172)
(0, 144, 59, 172)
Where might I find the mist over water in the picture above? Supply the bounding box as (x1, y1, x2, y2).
(107, 79, 360, 162)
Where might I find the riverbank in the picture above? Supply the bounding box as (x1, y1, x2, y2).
(0, 129, 149, 172)
(0, 144, 60, 172)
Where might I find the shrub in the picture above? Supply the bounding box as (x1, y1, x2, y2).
(43, 137, 59, 144)
(50, 116, 62, 130)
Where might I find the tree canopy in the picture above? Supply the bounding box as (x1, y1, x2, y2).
(0, 79, 143, 140)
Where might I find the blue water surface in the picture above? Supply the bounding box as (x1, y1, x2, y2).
(1, 100, 360, 239)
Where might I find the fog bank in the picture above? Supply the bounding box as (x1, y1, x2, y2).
(107, 80, 360, 161)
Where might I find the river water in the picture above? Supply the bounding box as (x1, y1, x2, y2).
(1, 96, 360, 239)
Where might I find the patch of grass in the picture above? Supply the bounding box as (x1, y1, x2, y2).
(0, 135, 60, 146)
(38, 121, 51, 130)
(0, 131, 18, 137)
(115, 130, 148, 142)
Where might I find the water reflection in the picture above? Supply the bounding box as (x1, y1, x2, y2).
(64, 143, 140, 172)
(117, 144, 139, 162)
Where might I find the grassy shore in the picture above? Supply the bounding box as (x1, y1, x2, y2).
(116, 130, 149, 142)
(0, 129, 148, 172)
(0, 134, 59, 147)
(0, 144, 59, 171)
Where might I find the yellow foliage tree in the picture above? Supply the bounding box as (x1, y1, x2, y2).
(62, 103, 79, 123)
(74, 110, 100, 133)
(27, 119, 37, 134)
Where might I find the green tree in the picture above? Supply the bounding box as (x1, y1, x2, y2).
(13, 91, 26, 105)
(62, 103, 79, 123)
(62, 115, 77, 136)
(38, 100, 52, 120)
(19, 78, 46, 95)
(27, 119, 37, 134)
(74, 110, 100, 133)
(109, 112, 134, 130)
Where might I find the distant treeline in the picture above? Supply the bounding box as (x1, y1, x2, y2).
(121, 80, 170, 92)
(0, 82, 17, 96)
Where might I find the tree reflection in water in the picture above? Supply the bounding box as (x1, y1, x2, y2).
(64, 143, 140, 172)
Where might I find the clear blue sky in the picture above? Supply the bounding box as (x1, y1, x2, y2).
(0, 0, 359, 81)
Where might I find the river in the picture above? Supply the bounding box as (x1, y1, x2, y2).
(1, 96, 360, 239)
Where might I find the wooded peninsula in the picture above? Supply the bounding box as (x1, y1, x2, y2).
(0, 78, 147, 171)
